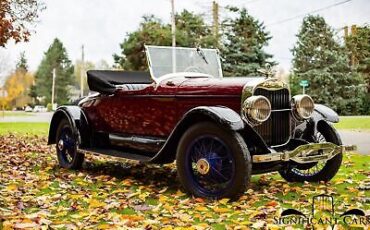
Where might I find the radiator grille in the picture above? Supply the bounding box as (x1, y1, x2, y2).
(254, 88, 291, 146)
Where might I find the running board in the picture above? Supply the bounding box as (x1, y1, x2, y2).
(78, 147, 152, 162)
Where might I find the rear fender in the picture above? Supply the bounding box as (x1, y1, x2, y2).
(149, 106, 244, 164)
(48, 106, 90, 146)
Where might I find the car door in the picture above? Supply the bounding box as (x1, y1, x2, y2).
(92, 78, 184, 137)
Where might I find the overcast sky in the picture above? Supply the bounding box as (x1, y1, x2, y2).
(0, 0, 369, 80)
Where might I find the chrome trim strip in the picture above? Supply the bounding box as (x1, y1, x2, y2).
(109, 134, 166, 146)
(271, 108, 292, 112)
(252, 143, 357, 164)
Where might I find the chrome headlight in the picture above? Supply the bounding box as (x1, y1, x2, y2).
(292, 94, 314, 120)
(243, 96, 271, 125)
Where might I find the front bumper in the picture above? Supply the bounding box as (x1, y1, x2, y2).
(252, 142, 357, 164)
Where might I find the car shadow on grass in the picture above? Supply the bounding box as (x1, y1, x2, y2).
(81, 158, 181, 192)
(75, 156, 273, 197)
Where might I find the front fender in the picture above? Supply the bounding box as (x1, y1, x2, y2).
(149, 106, 244, 164)
(314, 104, 339, 123)
(48, 106, 90, 146)
(294, 104, 341, 143)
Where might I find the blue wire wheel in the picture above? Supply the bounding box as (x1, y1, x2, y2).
(184, 135, 236, 197)
(57, 126, 76, 164)
(55, 119, 84, 169)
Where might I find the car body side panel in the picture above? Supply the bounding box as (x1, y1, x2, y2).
(80, 77, 253, 138)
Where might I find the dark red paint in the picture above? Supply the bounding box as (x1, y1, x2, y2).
(81, 77, 253, 137)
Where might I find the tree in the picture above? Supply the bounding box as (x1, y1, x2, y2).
(113, 15, 171, 71)
(221, 7, 273, 77)
(0, 0, 45, 47)
(292, 15, 365, 115)
(16, 51, 28, 72)
(4, 53, 33, 108)
(33, 38, 74, 105)
(174, 10, 216, 48)
(113, 11, 215, 70)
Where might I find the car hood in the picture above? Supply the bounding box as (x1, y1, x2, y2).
(175, 77, 264, 96)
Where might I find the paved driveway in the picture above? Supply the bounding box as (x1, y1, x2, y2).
(338, 130, 370, 155)
(0, 112, 53, 123)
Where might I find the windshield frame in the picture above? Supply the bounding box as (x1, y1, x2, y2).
(145, 45, 223, 83)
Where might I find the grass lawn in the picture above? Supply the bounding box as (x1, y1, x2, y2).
(0, 122, 49, 136)
(335, 116, 370, 130)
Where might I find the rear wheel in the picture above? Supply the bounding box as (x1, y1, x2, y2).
(55, 118, 84, 169)
(279, 125, 342, 182)
(176, 122, 251, 199)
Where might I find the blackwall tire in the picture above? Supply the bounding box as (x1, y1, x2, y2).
(279, 126, 342, 182)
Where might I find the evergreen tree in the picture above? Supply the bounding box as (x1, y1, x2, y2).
(292, 15, 365, 115)
(16, 52, 28, 73)
(221, 7, 273, 77)
(34, 38, 74, 105)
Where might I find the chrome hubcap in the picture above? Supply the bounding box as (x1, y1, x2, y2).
(58, 139, 64, 151)
(196, 158, 210, 175)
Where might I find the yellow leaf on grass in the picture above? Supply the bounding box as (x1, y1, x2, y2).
(175, 190, 186, 196)
(161, 227, 173, 230)
(159, 195, 168, 203)
(89, 199, 106, 208)
(98, 224, 112, 229)
(219, 198, 230, 205)
(2, 221, 14, 230)
(139, 192, 150, 201)
(112, 189, 126, 194)
(6, 184, 17, 191)
(213, 207, 230, 213)
(194, 206, 208, 212)
(69, 194, 83, 199)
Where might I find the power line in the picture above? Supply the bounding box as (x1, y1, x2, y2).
(266, 0, 353, 26)
(243, 0, 264, 4)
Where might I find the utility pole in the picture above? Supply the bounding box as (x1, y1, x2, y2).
(212, 1, 219, 47)
(80, 45, 85, 97)
(51, 68, 56, 107)
(344, 26, 349, 38)
(350, 24, 357, 66)
(0, 88, 7, 117)
(171, 0, 176, 73)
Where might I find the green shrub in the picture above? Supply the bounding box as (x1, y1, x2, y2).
(46, 103, 52, 112)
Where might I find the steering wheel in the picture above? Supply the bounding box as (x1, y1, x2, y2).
(184, 66, 207, 73)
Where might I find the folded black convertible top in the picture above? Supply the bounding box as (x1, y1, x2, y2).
(87, 70, 152, 94)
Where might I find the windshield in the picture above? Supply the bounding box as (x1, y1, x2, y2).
(145, 46, 223, 79)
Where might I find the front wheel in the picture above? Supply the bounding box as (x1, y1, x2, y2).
(176, 122, 251, 199)
(55, 118, 84, 169)
(279, 124, 342, 182)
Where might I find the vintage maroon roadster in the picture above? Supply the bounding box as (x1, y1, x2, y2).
(48, 46, 354, 199)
